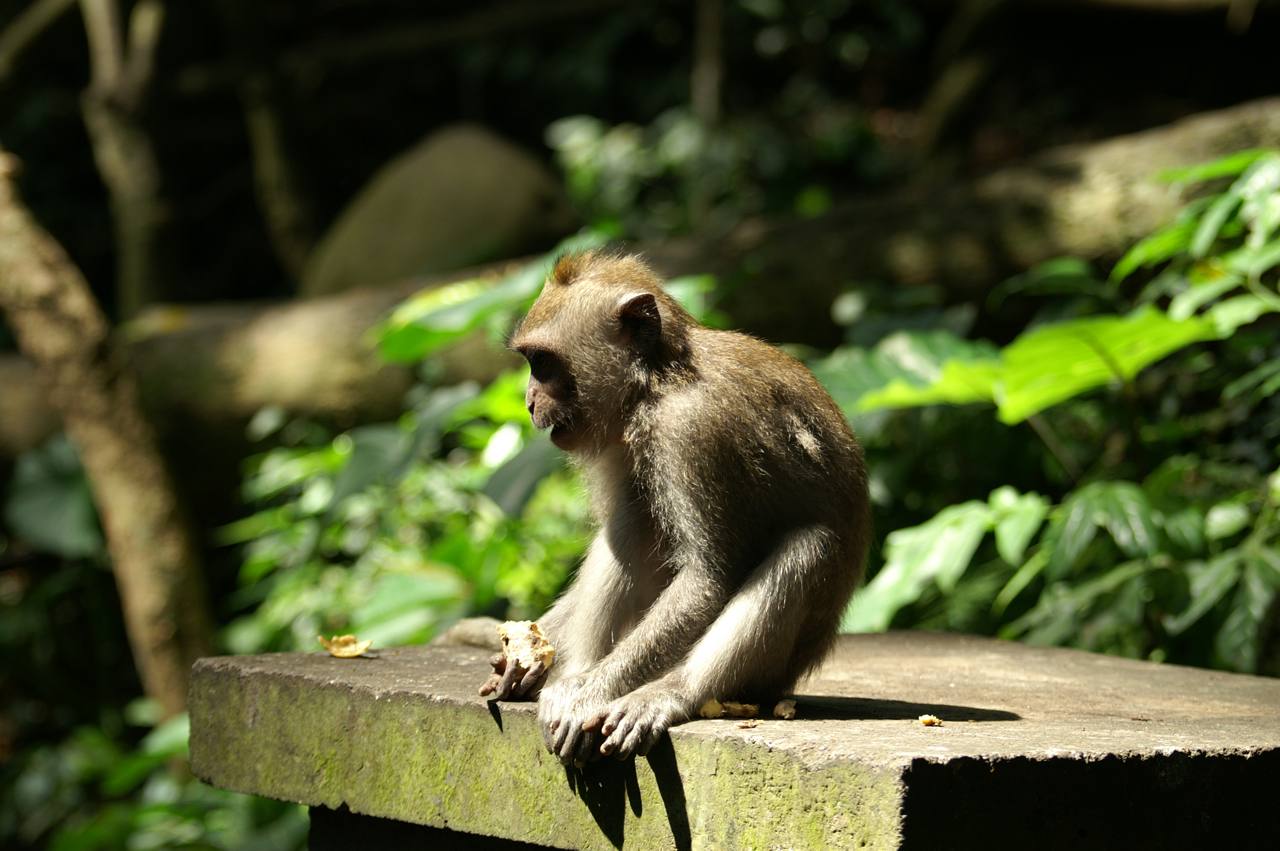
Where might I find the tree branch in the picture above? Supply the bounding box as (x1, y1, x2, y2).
(0, 0, 77, 84)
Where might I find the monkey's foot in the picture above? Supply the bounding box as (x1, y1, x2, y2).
(590, 688, 690, 760)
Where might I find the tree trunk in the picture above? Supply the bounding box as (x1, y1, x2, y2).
(0, 149, 213, 719)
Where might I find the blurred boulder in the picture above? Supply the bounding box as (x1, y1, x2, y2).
(299, 124, 579, 297)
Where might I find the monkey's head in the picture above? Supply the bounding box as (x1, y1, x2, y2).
(508, 251, 693, 455)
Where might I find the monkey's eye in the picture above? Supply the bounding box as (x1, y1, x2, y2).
(524, 349, 555, 381)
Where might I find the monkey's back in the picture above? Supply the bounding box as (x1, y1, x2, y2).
(631, 324, 870, 574)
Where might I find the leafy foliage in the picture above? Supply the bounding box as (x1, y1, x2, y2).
(830, 150, 1280, 673)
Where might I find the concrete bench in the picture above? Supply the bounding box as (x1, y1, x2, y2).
(189, 631, 1280, 850)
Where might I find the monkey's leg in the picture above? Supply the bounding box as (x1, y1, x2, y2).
(593, 525, 844, 759)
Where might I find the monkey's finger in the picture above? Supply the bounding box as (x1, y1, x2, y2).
(571, 728, 598, 766)
(514, 661, 545, 697)
(597, 706, 626, 736)
(580, 711, 607, 734)
(488, 653, 506, 671)
(636, 722, 668, 758)
(491, 659, 522, 700)
(550, 717, 575, 758)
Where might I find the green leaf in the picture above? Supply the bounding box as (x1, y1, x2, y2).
(1190, 189, 1242, 257)
(483, 438, 565, 517)
(1206, 293, 1277, 337)
(1092, 482, 1161, 558)
(3, 434, 104, 559)
(1161, 507, 1206, 555)
(992, 548, 1049, 616)
(348, 568, 468, 646)
(1044, 491, 1099, 580)
(1163, 555, 1241, 636)
(1157, 149, 1273, 184)
(989, 486, 1049, 566)
(989, 257, 1105, 309)
(375, 230, 610, 363)
(1110, 216, 1200, 284)
(1167, 274, 1242, 320)
(994, 306, 1217, 424)
(328, 425, 411, 513)
(1244, 237, 1280, 277)
(1040, 481, 1158, 579)
(841, 501, 992, 632)
(811, 330, 999, 416)
(1214, 556, 1280, 672)
(1004, 560, 1148, 643)
(1205, 501, 1251, 541)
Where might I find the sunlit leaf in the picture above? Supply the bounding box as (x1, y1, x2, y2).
(989, 486, 1049, 566)
(857, 358, 1000, 411)
(1110, 215, 1200, 284)
(1206, 293, 1278, 336)
(375, 230, 610, 363)
(1157, 149, 1273, 184)
(1190, 189, 1243, 258)
(992, 548, 1049, 616)
(348, 569, 468, 646)
(1167, 275, 1241, 321)
(1004, 560, 1148, 643)
(841, 501, 992, 632)
(994, 306, 1217, 424)
(1205, 501, 1251, 541)
(1044, 491, 1099, 580)
(813, 329, 1000, 415)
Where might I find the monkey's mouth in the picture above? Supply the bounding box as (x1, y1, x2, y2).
(549, 418, 578, 449)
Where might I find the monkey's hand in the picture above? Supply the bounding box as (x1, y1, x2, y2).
(586, 683, 692, 760)
(538, 674, 614, 766)
(478, 652, 547, 701)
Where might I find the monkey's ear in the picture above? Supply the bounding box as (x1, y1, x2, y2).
(615, 292, 662, 349)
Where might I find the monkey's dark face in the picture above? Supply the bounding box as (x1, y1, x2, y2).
(519, 347, 582, 450)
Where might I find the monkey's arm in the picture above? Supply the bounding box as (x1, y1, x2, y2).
(542, 554, 733, 764)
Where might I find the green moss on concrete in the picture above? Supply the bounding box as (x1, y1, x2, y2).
(190, 651, 908, 850)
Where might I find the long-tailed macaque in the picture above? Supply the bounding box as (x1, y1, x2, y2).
(481, 251, 870, 764)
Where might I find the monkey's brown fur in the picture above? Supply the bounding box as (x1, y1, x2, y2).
(482, 250, 870, 764)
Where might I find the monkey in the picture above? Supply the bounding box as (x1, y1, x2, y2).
(480, 250, 870, 765)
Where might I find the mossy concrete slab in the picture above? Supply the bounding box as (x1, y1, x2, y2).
(190, 632, 1280, 849)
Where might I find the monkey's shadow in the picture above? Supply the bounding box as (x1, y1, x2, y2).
(792, 694, 1021, 722)
(506, 696, 1018, 850)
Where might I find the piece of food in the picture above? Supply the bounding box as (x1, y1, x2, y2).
(319, 634, 373, 658)
(773, 699, 797, 720)
(699, 699, 760, 719)
(918, 714, 943, 726)
(736, 719, 761, 729)
(496, 620, 555, 673)
(699, 699, 725, 719)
